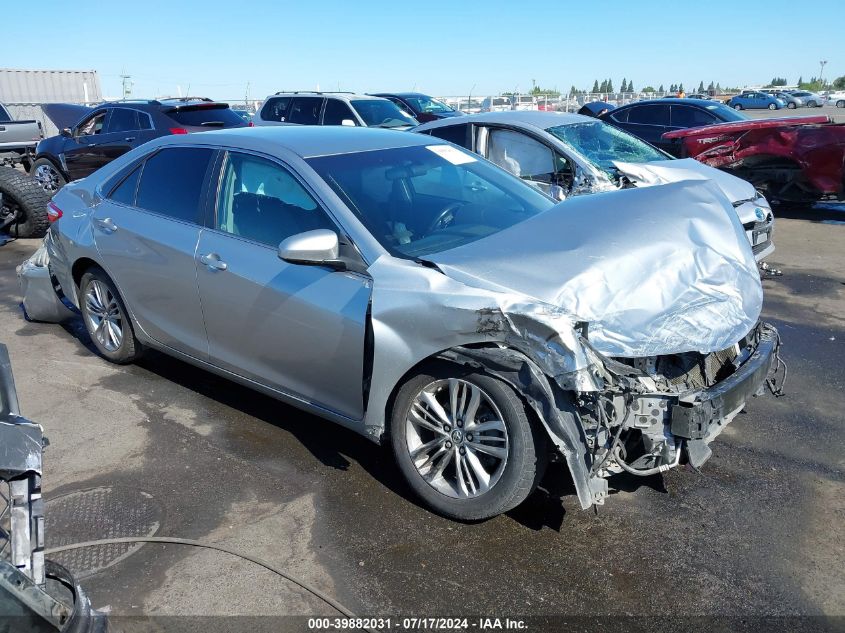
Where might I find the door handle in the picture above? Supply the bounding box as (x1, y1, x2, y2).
(124, 137, 136, 142)
(94, 217, 117, 233)
(199, 252, 228, 271)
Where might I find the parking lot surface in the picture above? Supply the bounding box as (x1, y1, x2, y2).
(0, 205, 843, 628)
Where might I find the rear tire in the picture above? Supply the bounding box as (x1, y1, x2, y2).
(836, 100, 845, 109)
(807, 100, 817, 108)
(734, 103, 743, 110)
(78, 267, 142, 364)
(30, 158, 66, 196)
(768, 103, 777, 110)
(787, 102, 796, 109)
(0, 166, 51, 238)
(390, 363, 547, 520)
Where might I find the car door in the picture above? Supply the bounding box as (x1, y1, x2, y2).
(63, 109, 110, 179)
(618, 104, 673, 151)
(478, 126, 572, 199)
(92, 146, 216, 359)
(195, 149, 372, 419)
(100, 107, 158, 159)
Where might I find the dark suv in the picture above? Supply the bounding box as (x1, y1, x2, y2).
(31, 98, 247, 193)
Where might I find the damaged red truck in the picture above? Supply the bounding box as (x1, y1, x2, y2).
(662, 115, 845, 203)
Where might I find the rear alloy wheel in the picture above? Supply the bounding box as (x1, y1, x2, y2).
(79, 268, 142, 364)
(807, 101, 817, 108)
(787, 102, 797, 109)
(734, 103, 743, 110)
(391, 366, 546, 520)
(837, 100, 845, 109)
(30, 159, 66, 195)
(768, 103, 777, 110)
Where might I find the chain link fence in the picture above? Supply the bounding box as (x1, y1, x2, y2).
(436, 92, 725, 113)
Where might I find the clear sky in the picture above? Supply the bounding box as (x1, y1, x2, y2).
(4, 0, 843, 100)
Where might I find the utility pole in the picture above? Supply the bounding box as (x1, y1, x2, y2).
(120, 74, 132, 100)
(819, 60, 828, 88)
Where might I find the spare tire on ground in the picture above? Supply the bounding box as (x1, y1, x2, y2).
(0, 166, 51, 238)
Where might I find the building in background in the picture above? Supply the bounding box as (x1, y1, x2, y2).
(1, 68, 102, 136)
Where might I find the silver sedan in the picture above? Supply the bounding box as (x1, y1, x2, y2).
(30, 126, 781, 520)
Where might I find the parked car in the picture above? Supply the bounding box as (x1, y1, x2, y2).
(369, 93, 464, 123)
(599, 98, 747, 154)
(726, 92, 784, 111)
(787, 91, 823, 108)
(26, 126, 781, 520)
(663, 114, 845, 202)
(0, 103, 43, 170)
(30, 98, 247, 194)
(772, 92, 802, 109)
(253, 92, 418, 129)
(480, 96, 512, 112)
(510, 95, 538, 111)
(823, 91, 845, 108)
(414, 111, 774, 261)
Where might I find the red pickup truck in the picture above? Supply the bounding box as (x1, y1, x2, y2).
(662, 115, 845, 203)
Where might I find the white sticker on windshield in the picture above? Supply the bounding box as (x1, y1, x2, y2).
(426, 144, 477, 165)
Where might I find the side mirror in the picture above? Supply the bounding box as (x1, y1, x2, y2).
(61, 127, 73, 138)
(278, 229, 340, 266)
(341, 119, 356, 127)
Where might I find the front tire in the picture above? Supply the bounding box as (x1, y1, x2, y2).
(787, 102, 796, 109)
(390, 364, 547, 520)
(836, 100, 845, 109)
(768, 103, 777, 110)
(79, 267, 142, 364)
(807, 100, 817, 108)
(30, 158, 67, 196)
(733, 103, 743, 110)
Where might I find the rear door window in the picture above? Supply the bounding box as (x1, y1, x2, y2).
(260, 97, 292, 122)
(135, 147, 214, 223)
(287, 97, 324, 125)
(322, 99, 357, 125)
(626, 104, 670, 126)
(670, 106, 717, 128)
(107, 108, 139, 133)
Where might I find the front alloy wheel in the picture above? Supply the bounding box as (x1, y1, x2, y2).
(405, 378, 509, 498)
(391, 365, 546, 520)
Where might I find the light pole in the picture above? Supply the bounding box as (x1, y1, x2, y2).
(820, 60, 828, 88)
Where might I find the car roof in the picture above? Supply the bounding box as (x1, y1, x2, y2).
(150, 125, 444, 158)
(371, 92, 430, 99)
(266, 92, 384, 101)
(618, 98, 723, 107)
(415, 110, 592, 132)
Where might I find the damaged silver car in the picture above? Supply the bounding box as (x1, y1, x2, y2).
(20, 126, 783, 520)
(414, 111, 775, 262)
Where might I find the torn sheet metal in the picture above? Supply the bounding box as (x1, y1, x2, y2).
(0, 420, 43, 479)
(16, 243, 76, 324)
(427, 180, 763, 358)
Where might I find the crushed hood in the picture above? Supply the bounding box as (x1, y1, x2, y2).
(427, 179, 763, 358)
(613, 158, 758, 205)
(41, 103, 94, 131)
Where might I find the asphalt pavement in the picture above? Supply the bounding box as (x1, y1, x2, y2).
(0, 204, 842, 631)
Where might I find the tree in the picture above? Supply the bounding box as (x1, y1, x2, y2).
(659, 84, 665, 93)
(698, 81, 705, 93)
(707, 81, 715, 92)
(797, 76, 803, 86)
(669, 83, 676, 93)
(716, 82, 722, 93)
(599, 79, 608, 93)
(679, 82, 685, 93)
(641, 85, 655, 93)
(833, 76, 845, 89)
(620, 78, 627, 92)
(592, 80, 600, 93)
(607, 79, 614, 93)
(769, 77, 787, 87)
(628, 80, 635, 93)
(569, 85, 577, 95)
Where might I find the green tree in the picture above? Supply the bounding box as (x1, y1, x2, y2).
(833, 76, 845, 89)
(716, 82, 722, 93)
(569, 85, 577, 95)
(592, 80, 600, 93)
(679, 82, 685, 93)
(797, 76, 803, 86)
(641, 85, 655, 93)
(628, 80, 635, 92)
(620, 78, 627, 92)
(769, 77, 787, 87)
(607, 79, 614, 93)
(659, 84, 665, 92)
(669, 83, 676, 92)
(707, 81, 715, 92)
(698, 81, 705, 93)
(599, 79, 608, 93)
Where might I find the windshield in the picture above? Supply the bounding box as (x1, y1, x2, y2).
(307, 144, 554, 258)
(405, 96, 453, 114)
(351, 100, 418, 128)
(546, 121, 668, 175)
